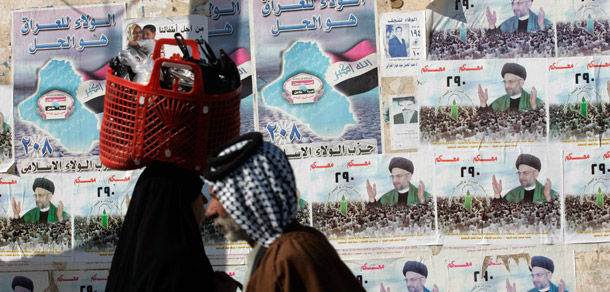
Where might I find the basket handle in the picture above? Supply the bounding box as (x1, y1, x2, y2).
(152, 38, 201, 60)
(147, 58, 204, 96)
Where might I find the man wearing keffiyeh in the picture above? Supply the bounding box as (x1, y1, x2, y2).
(204, 132, 364, 292)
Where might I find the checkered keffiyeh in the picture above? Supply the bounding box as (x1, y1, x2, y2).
(203, 132, 297, 248)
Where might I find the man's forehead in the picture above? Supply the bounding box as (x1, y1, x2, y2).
(517, 164, 536, 172)
(34, 187, 51, 195)
(532, 266, 550, 274)
(405, 271, 424, 278)
(503, 72, 521, 80)
(391, 168, 410, 175)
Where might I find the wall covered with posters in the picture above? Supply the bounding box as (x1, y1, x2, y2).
(0, 0, 609, 291)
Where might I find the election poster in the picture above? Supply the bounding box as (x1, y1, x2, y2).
(436, 150, 562, 245)
(309, 153, 437, 251)
(418, 59, 548, 151)
(444, 247, 575, 292)
(122, 15, 207, 59)
(379, 11, 426, 76)
(252, 0, 381, 159)
(4, 174, 74, 261)
(427, 0, 556, 60)
(0, 272, 49, 291)
(73, 170, 140, 261)
(214, 265, 247, 289)
(291, 158, 312, 225)
(53, 270, 109, 292)
(564, 148, 610, 243)
(0, 86, 13, 173)
(557, 0, 610, 57)
(12, 4, 124, 169)
(208, 0, 256, 134)
(548, 57, 609, 148)
(345, 256, 446, 292)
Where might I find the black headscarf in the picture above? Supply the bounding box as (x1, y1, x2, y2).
(106, 161, 214, 291)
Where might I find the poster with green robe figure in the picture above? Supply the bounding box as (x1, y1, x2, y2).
(418, 59, 548, 151)
(435, 150, 562, 246)
(309, 153, 437, 252)
(564, 148, 610, 243)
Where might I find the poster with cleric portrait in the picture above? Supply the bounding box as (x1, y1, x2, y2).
(73, 170, 141, 262)
(444, 246, 575, 292)
(418, 59, 548, 151)
(0, 86, 13, 172)
(345, 256, 446, 292)
(5, 174, 74, 261)
(556, 0, 610, 56)
(435, 150, 562, 246)
(548, 56, 610, 148)
(564, 148, 610, 243)
(309, 153, 437, 251)
(427, 0, 556, 60)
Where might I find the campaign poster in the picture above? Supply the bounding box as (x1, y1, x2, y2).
(73, 170, 140, 261)
(290, 158, 312, 225)
(548, 57, 610, 147)
(53, 270, 109, 292)
(0, 86, 13, 172)
(345, 257, 446, 292)
(427, 0, 556, 60)
(388, 95, 419, 151)
(208, 0, 256, 134)
(123, 15, 207, 56)
(445, 248, 575, 292)
(252, 0, 381, 158)
(0, 272, 49, 291)
(418, 59, 548, 151)
(309, 153, 437, 251)
(436, 150, 562, 245)
(12, 5, 124, 162)
(564, 149, 610, 243)
(379, 11, 426, 76)
(5, 174, 74, 261)
(557, 0, 610, 56)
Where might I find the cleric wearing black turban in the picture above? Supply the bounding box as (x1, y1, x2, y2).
(477, 62, 544, 112)
(492, 154, 556, 203)
(366, 157, 430, 207)
(507, 256, 568, 292)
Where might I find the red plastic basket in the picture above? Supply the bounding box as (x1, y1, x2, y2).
(99, 38, 241, 173)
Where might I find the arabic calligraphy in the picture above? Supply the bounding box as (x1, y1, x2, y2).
(310, 161, 334, 169)
(210, 0, 240, 20)
(19, 158, 108, 174)
(473, 155, 497, 162)
(0, 178, 17, 185)
(284, 142, 376, 160)
(587, 60, 610, 68)
(91, 274, 108, 281)
(435, 155, 459, 163)
(74, 176, 97, 184)
(548, 62, 574, 70)
(447, 260, 472, 268)
(565, 153, 590, 160)
(347, 160, 371, 167)
(421, 65, 445, 73)
(20, 13, 116, 54)
(57, 275, 79, 282)
(459, 64, 483, 72)
(109, 175, 131, 182)
(361, 263, 384, 271)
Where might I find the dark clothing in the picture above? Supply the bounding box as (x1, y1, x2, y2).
(518, 19, 528, 33)
(247, 221, 365, 292)
(393, 111, 418, 124)
(526, 282, 568, 292)
(388, 36, 408, 57)
(106, 161, 217, 292)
